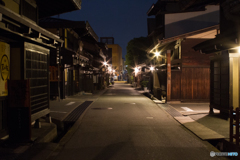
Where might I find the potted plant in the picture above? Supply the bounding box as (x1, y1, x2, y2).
(141, 81, 148, 92)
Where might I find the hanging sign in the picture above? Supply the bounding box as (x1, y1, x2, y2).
(0, 42, 10, 96)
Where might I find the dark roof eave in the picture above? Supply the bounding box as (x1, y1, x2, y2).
(39, 18, 99, 42)
(147, 25, 219, 53)
(0, 27, 56, 49)
(0, 6, 63, 45)
(147, 4, 156, 16)
(147, 0, 218, 16)
(39, 18, 86, 29)
(147, 0, 163, 16)
(193, 36, 239, 54)
(37, 0, 82, 18)
(86, 21, 98, 42)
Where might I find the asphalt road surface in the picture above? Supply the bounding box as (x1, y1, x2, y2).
(51, 83, 225, 160)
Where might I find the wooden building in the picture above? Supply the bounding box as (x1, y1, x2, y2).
(146, 0, 219, 102)
(0, 0, 81, 141)
(40, 18, 107, 97)
(193, 0, 240, 115)
(39, 18, 90, 98)
(149, 27, 218, 102)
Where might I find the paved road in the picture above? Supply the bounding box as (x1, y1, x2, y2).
(51, 83, 224, 160)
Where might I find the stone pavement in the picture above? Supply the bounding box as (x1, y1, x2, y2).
(45, 83, 226, 160)
(0, 88, 108, 160)
(161, 103, 228, 140)
(49, 89, 107, 128)
(148, 95, 239, 158)
(1, 83, 237, 159)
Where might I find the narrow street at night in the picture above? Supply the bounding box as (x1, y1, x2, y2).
(1, 1, 240, 159)
(46, 83, 225, 160)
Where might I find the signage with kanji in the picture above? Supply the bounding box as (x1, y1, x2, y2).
(0, 42, 10, 96)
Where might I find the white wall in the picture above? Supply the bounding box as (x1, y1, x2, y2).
(165, 5, 219, 38)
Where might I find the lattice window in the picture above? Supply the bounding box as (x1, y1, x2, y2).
(25, 47, 49, 114)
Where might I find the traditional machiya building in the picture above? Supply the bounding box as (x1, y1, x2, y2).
(0, 0, 81, 141)
(39, 18, 89, 98)
(81, 37, 107, 92)
(193, 0, 240, 115)
(97, 42, 110, 87)
(40, 18, 107, 96)
(146, 0, 219, 102)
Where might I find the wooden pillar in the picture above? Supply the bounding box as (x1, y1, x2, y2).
(167, 50, 171, 102)
(229, 53, 240, 109)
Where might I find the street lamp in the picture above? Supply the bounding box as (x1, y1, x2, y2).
(135, 67, 139, 73)
(153, 51, 167, 59)
(134, 67, 141, 77)
(154, 51, 160, 57)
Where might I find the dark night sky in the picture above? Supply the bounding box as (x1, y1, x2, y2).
(55, 0, 157, 59)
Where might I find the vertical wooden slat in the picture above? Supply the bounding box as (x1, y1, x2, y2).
(205, 68, 211, 99)
(167, 50, 171, 102)
(181, 67, 210, 101)
(171, 71, 181, 100)
(181, 68, 185, 99)
(192, 68, 198, 99)
(181, 68, 192, 100)
(188, 68, 193, 99)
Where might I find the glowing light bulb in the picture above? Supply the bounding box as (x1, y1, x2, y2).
(135, 68, 139, 73)
(154, 51, 160, 57)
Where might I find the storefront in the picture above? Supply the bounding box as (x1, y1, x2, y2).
(194, 36, 239, 115)
(0, 3, 63, 140)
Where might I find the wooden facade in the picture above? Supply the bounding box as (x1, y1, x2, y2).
(209, 54, 229, 113)
(178, 39, 213, 101)
(193, 0, 240, 115)
(152, 38, 214, 102)
(180, 67, 210, 101)
(0, 0, 72, 140)
(40, 18, 108, 97)
(146, 0, 220, 103)
(171, 71, 181, 100)
(40, 18, 93, 98)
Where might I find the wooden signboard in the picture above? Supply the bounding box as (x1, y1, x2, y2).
(0, 42, 10, 97)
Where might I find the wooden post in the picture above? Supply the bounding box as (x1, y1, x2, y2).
(230, 106, 233, 143)
(236, 107, 239, 145)
(167, 50, 171, 102)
